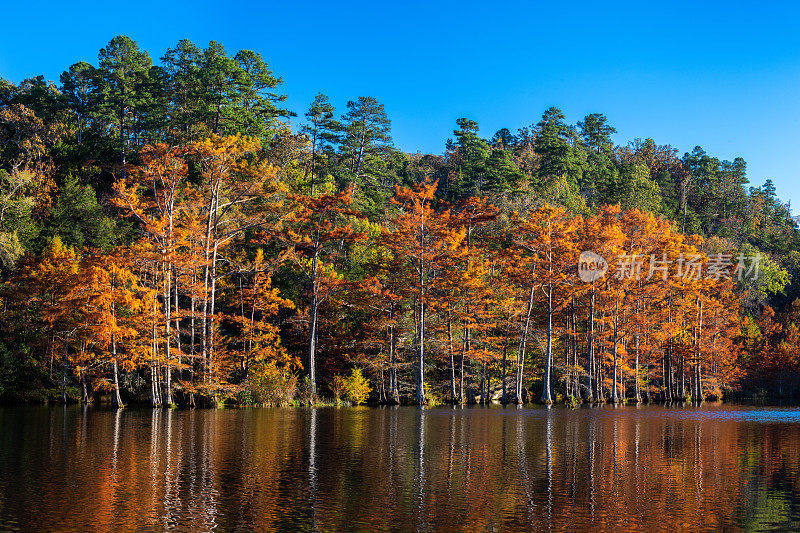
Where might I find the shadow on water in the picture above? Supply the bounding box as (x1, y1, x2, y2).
(2, 403, 800, 531)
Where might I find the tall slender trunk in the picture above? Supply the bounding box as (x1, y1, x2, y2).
(612, 315, 619, 403)
(201, 180, 220, 390)
(664, 342, 672, 401)
(62, 338, 68, 404)
(49, 334, 55, 380)
(388, 305, 399, 404)
(448, 312, 457, 402)
(571, 300, 579, 400)
(111, 330, 123, 408)
(516, 286, 535, 403)
(189, 268, 196, 384)
(244, 276, 257, 373)
(459, 334, 466, 403)
(152, 292, 160, 407)
(416, 290, 426, 405)
(164, 264, 173, 406)
(208, 241, 219, 404)
(665, 295, 673, 401)
(201, 256, 211, 383)
(80, 365, 89, 404)
(501, 326, 509, 403)
(540, 284, 553, 404)
(563, 315, 570, 398)
(587, 289, 595, 402)
(695, 298, 704, 401)
(634, 332, 641, 403)
(173, 268, 181, 379)
(378, 364, 386, 403)
(480, 361, 486, 404)
(308, 249, 319, 401)
(416, 210, 426, 406)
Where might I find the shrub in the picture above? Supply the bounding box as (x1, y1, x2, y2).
(247, 361, 298, 406)
(343, 368, 371, 405)
(566, 395, 579, 407)
(296, 376, 314, 405)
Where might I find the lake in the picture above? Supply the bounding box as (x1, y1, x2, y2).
(1, 404, 800, 532)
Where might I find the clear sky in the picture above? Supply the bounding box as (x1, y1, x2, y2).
(2, 1, 799, 207)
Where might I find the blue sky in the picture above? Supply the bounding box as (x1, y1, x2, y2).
(2, 1, 799, 207)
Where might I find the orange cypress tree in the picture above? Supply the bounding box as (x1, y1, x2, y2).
(113, 143, 188, 405)
(69, 249, 147, 407)
(383, 178, 465, 404)
(189, 134, 284, 401)
(511, 204, 580, 404)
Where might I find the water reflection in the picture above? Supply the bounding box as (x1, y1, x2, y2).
(2, 404, 800, 531)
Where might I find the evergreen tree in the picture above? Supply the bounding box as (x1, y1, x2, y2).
(161, 39, 203, 143)
(578, 113, 616, 154)
(484, 148, 523, 195)
(447, 118, 489, 200)
(96, 35, 153, 170)
(59, 62, 97, 146)
(44, 174, 114, 250)
(339, 96, 392, 187)
(302, 93, 340, 195)
(534, 107, 582, 191)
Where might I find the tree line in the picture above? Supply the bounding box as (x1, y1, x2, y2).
(1, 35, 799, 405)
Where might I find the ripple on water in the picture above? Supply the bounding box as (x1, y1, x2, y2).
(1, 404, 800, 532)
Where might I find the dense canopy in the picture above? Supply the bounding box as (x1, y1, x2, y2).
(1, 36, 799, 406)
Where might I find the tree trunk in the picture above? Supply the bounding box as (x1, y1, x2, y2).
(80, 368, 89, 404)
(62, 339, 68, 405)
(587, 289, 595, 402)
(459, 334, 466, 403)
(448, 314, 457, 402)
(612, 321, 619, 403)
(164, 265, 173, 407)
(173, 269, 181, 381)
(480, 361, 487, 404)
(516, 286, 535, 404)
(308, 250, 319, 401)
(501, 327, 509, 404)
(634, 332, 641, 403)
(111, 332, 123, 408)
(540, 285, 553, 404)
(416, 291, 426, 405)
(388, 305, 399, 404)
(415, 209, 426, 406)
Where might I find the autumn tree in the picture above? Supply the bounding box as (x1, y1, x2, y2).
(511, 205, 580, 404)
(280, 186, 365, 399)
(383, 179, 465, 404)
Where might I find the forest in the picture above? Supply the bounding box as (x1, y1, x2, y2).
(2, 35, 800, 407)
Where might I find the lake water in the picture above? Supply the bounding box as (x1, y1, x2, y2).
(1, 404, 800, 532)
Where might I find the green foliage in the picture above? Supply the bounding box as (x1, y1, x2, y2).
(339, 96, 392, 186)
(578, 113, 616, 154)
(3, 34, 800, 407)
(617, 163, 663, 214)
(738, 243, 791, 310)
(534, 107, 583, 191)
(0, 168, 40, 266)
(44, 174, 114, 250)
